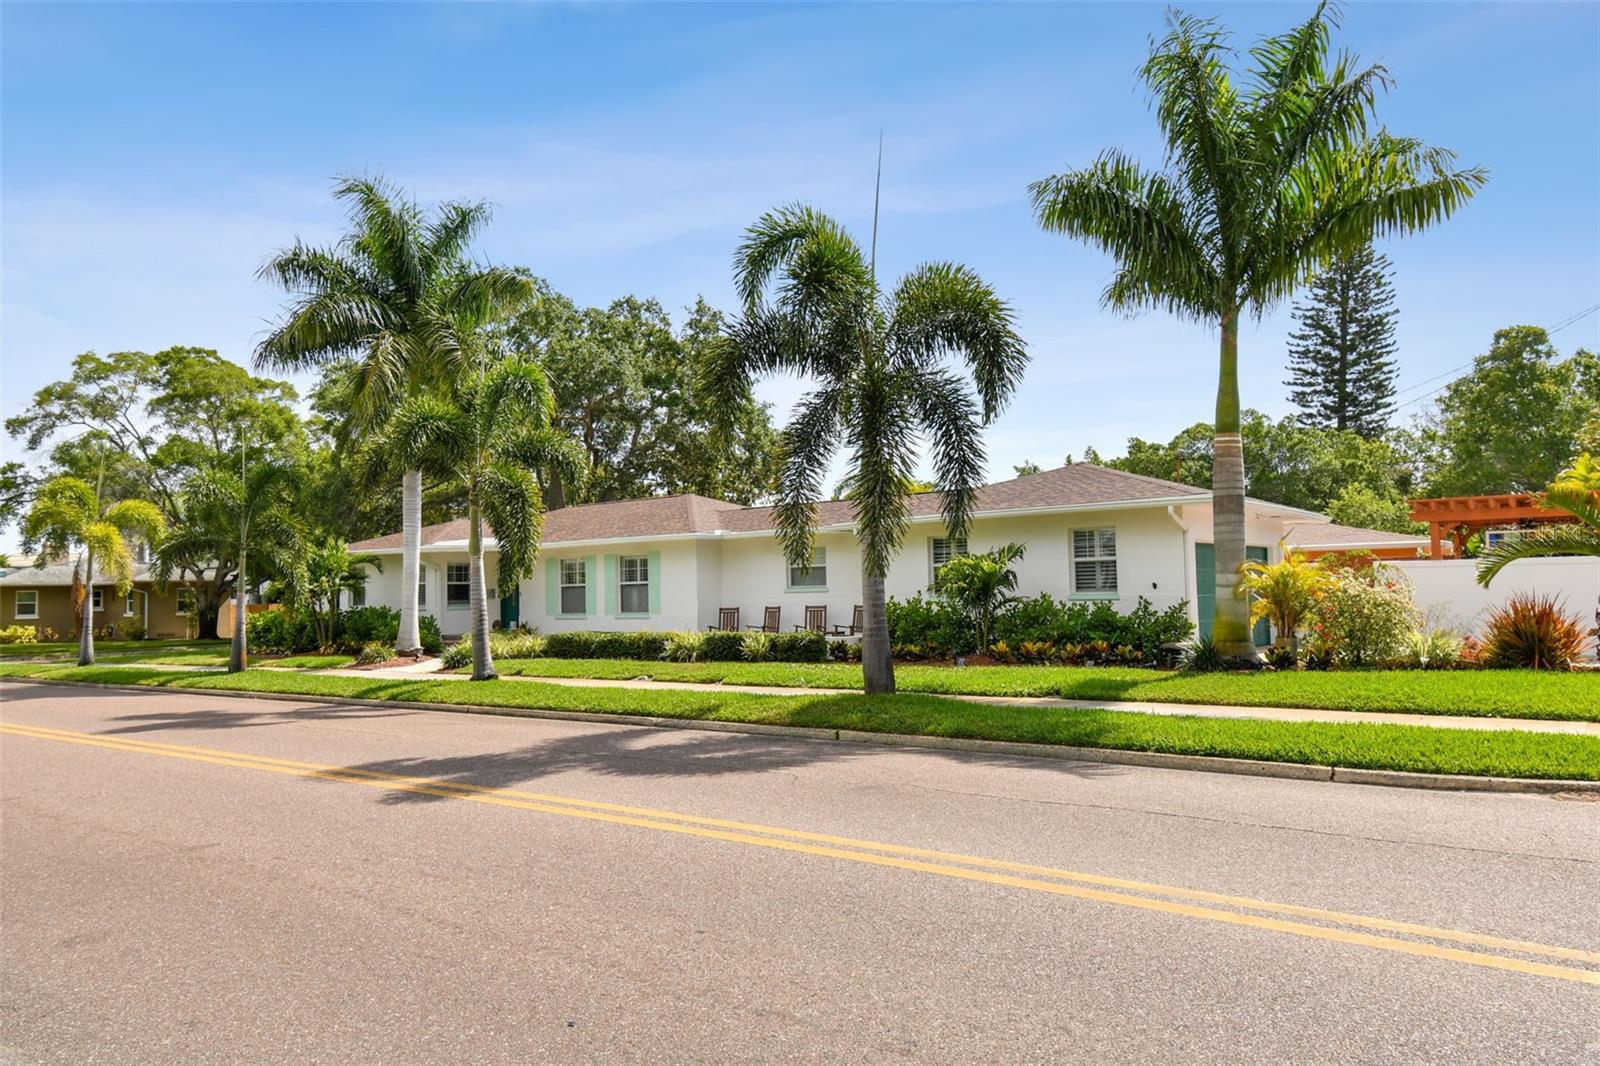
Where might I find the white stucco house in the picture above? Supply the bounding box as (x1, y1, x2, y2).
(349, 463, 1332, 645)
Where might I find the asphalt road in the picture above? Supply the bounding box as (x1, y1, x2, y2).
(2, 683, 1596, 1065)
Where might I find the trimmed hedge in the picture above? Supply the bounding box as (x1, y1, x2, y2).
(538, 629, 827, 663)
(247, 606, 443, 655)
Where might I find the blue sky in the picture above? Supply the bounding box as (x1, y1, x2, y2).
(3, 1, 1597, 539)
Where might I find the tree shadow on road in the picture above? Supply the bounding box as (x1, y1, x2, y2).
(97, 704, 410, 734)
(323, 724, 1123, 806)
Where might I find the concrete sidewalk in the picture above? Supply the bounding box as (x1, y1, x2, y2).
(316, 662, 1600, 737)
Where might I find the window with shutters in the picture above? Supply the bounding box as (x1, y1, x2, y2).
(446, 563, 471, 606)
(560, 558, 587, 614)
(1071, 527, 1118, 595)
(619, 555, 649, 614)
(929, 536, 968, 590)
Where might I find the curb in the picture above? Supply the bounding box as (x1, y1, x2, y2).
(2, 676, 1596, 797)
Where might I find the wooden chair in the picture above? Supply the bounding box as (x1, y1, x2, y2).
(709, 607, 741, 632)
(748, 606, 781, 633)
(795, 605, 827, 633)
(830, 604, 864, 636)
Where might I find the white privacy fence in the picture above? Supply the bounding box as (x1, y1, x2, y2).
(1392, 556, 1600, 658)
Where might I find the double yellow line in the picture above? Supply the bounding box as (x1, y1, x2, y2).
(4, 720, 1597, 986)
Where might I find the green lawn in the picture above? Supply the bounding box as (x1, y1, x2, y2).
(258, 653, 355, 669)
(0, 639, 227, 660)
(2, 662, 1596, 781)
(476, 658, 1600, 722)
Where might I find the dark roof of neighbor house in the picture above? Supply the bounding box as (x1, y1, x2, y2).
(0, 562, 167, 587)
(350, 464, 1228, 551)
(1283, 521, 1428, 549)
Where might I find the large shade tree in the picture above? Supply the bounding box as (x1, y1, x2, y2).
(22, 469, 165, 665)
(255, 176, 533, 656)
(1029, 3, 1484, 657)
(703, 205, 1028, 694)
(373, 354, 584, 681)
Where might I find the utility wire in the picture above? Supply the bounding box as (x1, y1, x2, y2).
(1390, 301, 1600, 412)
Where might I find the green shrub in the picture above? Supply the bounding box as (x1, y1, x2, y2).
(702, 630, 746, 661)
(662, 630, 707, 663)
(247, 608, 319, 654)
(120, 619, 148, 641)
(1306, 564, 1418, 667)
(829, 639, 862, 662)
(741, 631, 774, 662)
(418, 615, 444, 654)
(490, 629, 544, 658)
(770, 630, 827, 662)
(1403, 628, 1464, 670)
(354, 641, 394, 666)
(886, 593, 971, 655)
(542, 631, 668, 660)
(440, 639, 472, 669)
(0, 624, 39, 645)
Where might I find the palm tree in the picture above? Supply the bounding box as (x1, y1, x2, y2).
(936, 542, 1027, 654)
(156, 458, 305, 672)
(255, 176, 533, 656)
(301, 536, 384, 650)
(1237, 544, 1329, 658)
(1029, 4, 1485, 659)
(23, 475, 165, 665)
(374, 354, 584, 681)
(1477, 455, 1600, 633)
(704, 205, 1028, 694)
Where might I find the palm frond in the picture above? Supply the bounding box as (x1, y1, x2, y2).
(845, 368, 917, 578)
(904, 369, 987, 541)
(333, 175, 423, 299)
(733, 204, 869, 313)
(479, 461, 545, 586)
(424, 199, 493, 271)
(253, 292, 401, 371)
(102, 498, 166, 542)
(771, 383, 844, 568)
(887, 262, 1027, 420)
(375, 394, 472, 480)
(1476, 525, 1600, 587)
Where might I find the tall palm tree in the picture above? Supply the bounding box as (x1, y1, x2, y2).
(255, 176, 533, 656)
(1029, 4, 1485, 658)
(704, 205, 1028, 694)
(23, 475, 165, 665)
(374, 354, 584, 681)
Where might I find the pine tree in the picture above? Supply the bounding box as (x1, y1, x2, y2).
(1284, 245, 1400, 435)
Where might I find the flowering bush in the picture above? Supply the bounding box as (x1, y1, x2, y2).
(1304, 563, 1418, 668)
(0, 624, 38, 644)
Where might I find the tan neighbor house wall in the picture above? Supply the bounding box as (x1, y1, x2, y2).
(1, 582, 193, 639)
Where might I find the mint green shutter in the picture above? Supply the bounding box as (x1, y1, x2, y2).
(647, 551, 661, 615)
(583, 555, 598, 616)
(604, 555, 619, 616)
(545, 560, 559, 616)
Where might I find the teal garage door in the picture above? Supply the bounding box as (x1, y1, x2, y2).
(1194, 543, 1270, 646)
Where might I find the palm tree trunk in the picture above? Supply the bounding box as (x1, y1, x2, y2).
(860, 559, 895, 694)
(78, 552, 95, 666)
(397, 470, 423, 655)
(228, 539, 247, 673)
(1211, 306, 1254, 661)
(467, 500, 496, 681)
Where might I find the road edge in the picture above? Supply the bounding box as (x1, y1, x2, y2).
(3, 675, 1596, 796)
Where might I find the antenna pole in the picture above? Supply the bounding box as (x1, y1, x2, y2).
(870, 130, 883, 281)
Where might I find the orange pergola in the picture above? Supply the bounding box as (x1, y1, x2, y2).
(1409, 493, 1577, 560)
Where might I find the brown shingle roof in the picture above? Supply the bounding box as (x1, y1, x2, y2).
(349, 465, 1214, 550)
(1284, 521, 1427, 548)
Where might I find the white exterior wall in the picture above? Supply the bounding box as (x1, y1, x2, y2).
(357, 502, 1310, 638)
(1394, 556, 1600, 656)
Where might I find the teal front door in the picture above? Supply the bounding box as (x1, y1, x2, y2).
(499, 586, 520, 630)
(1194, 543, 1271, 646)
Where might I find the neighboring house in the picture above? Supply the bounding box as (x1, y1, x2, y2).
(350, 463, 1328, 644)
(1282, 521, 1432, 561)
(0, 562, 198, 638)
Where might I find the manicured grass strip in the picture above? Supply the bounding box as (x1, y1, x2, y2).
(480, 658, 1600, 723)
(258, 654, 354, 669)
(0, 639, 227, 659)
(3, 663, 1596, 781)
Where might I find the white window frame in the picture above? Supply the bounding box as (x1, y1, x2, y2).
(91, 588, 104, 612)
(559, 558, 587, 615)
(1070, 527, 1119, 597)
(619, 555, 650, 615)
(929, 536, 968, 591)
(417, 565, 428, 608)
(125, 591, 138, 617)
(175, 587, 196, 616)
(348, 583, 366, 609)
(786, 547, 827, 591)
(445, 563, 471, 608)
(14, 589, 39, 620)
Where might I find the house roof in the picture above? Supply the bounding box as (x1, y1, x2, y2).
(0, 562, 165, 587)
(1283, 521, 1428, 550)
(349, 464, 1296, 552)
